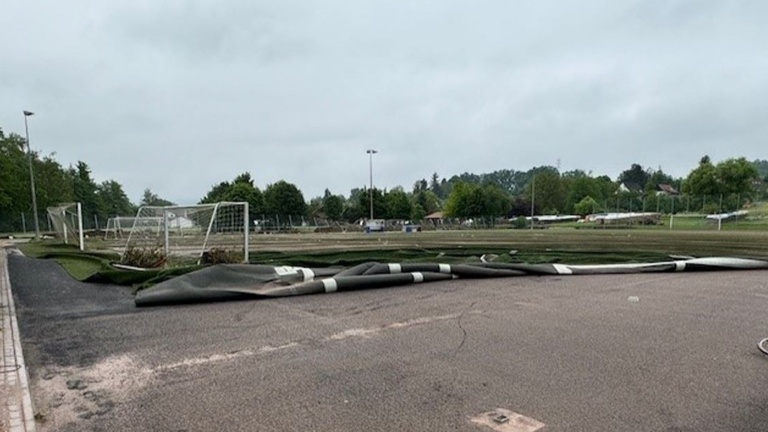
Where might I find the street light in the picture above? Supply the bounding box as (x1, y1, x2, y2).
(530, 174, 535, 230)
(366, 149, 378, 221)
(23, 110, 41, 239)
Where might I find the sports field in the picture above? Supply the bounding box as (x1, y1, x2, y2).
(12, 226, 768, 286)
(241, 228, 768, 257)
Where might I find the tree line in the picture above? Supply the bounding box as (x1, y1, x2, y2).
(2, 124, 767, 233)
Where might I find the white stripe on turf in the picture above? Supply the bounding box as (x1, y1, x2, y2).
(552, 264, 573, 275)
(321, 279, 338, 293)
(302, 268, 315, 281)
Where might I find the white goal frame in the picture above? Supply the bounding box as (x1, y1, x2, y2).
(46, 202, 85, 251)
(124, 202, 249, 264)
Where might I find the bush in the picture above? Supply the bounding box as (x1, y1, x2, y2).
(574, 196, 599, 217)
(200, 248, 244, 265)
(121, 246, 167, 268)
(512, 216, 528, 229)
(701, 203, 721, 215)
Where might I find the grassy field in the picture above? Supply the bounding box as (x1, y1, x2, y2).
(22, 225, 768, 262)
(11, 211, 768, 283)
(244, 228, 768, 260)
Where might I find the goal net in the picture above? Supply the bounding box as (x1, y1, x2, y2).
(124, 202, 249, 264)
(47, 202, 84, 250)
(104, 216, 161, 240)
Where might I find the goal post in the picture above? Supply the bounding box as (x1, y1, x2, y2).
(46, 202, 85, 251)
(125, 202, 249, 265)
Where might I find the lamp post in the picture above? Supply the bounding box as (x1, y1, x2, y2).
(23, 110, 41, 239)
(366, 149, 377, 221)
(530, 174, 535, 230)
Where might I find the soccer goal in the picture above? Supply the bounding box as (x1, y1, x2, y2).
(124, 202, 249, 264)
(47, 202, 84, 250)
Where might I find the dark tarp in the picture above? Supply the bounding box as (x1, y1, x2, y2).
(135, 257, 768, 307)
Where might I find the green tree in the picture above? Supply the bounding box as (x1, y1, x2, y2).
(483, 169, 519, 194)
(444, 182, 476, 217)
(97, 181, 134, 217)
(716, 157, 758, 196)
(480, 183, 511, 217)
(384, 188, 413, 220)
(356, 188, 387, 219)
(753, 159, 768, 179)
(526, 168, 565, 214)
(444, 182, 509, 217)
(617, 163, 650, 190)
(199, 172, 264, 214)
(413, 190, 441, 215)
(323, 194, 344, 221)
(224, 182, 264, 215)
(141, 188, 175, 207)
(682, 156, 718, 196)
(683, 156, 756, 199)
(264, 180, 307, 216)
(410, 204, 427, 221)
(574, 196, 599, 217)
(342, 188, 366, 221)
(429, 173, 445, 198)
(563, 171, 598, 213)
(0, 126, 131, 232)
(308, 196, 324, 217)
(70, 161, 101, 222)
(412, 179, 428, 194)
(0, 131, 32, 232)
(26, 153, 75, 215)
(200, 182, 231, 204)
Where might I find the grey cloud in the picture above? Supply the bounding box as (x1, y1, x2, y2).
(2, 0, 767, 204)
(107, 1, 308, 64)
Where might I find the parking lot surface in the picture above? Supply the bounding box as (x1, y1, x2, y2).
(8, 254, 768, 431)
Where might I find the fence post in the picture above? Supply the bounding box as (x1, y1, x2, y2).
(163, 209, 170, 257)
(77, 203, 85, 251)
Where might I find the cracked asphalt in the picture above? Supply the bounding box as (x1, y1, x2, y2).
(8, 253, 768, 431)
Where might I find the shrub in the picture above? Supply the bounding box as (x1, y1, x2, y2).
(512, 216, 528, 229)
(200, 248, 244, 265)
(121, 246, 167, 268)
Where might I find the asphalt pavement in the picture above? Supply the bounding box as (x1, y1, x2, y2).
(7, 253, 768, 431)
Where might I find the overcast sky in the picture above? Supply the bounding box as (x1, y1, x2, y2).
(2, 0, 767, 204)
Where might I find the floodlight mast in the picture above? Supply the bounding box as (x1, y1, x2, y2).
(367, 149, 378, 221)
(23, 110, 41, 239)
